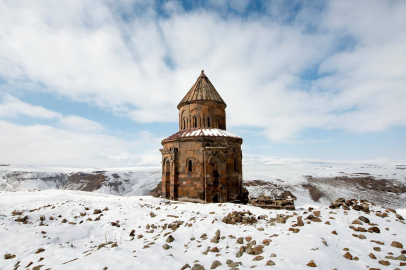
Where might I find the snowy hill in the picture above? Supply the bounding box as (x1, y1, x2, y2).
(0, 157, 406, 208)
(1, 190, 405, 270)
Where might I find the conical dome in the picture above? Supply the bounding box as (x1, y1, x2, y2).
(177, 70, 226, 109)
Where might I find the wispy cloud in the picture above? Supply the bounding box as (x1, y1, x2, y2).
(0, 95, 62, 119)
(58, 115, 104, 133)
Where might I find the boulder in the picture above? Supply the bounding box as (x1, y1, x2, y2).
(391, 241, 403, 248)
(210, 260, 222, 269)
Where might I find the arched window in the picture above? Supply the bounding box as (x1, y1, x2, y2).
(183, 119, 186, 129)
(207, 117, 211, 128)
(193, 117, 197, 128)
(188, 160, 193, 172)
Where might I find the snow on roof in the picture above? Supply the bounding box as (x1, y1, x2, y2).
(162, 128, 241, 143)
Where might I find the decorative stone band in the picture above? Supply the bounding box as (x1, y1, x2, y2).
(162, 128, 242, 143)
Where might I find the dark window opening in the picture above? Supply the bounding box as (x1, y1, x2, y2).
(193, 117, 197, 128)
(207, 117, 211, 128)
(188, 160, 193, 172)
(183, 119, 186, 129)
(234, 159, 238, 171)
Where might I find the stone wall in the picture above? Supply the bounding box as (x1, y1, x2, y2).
(160, 136, 243, 203)
(178, 101, 226, 130)
(250, 195, 295, 210)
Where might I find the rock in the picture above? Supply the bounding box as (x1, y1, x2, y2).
(332, 230, 337, 235)
(4, 253, 16, 259)
(150, 212, 156, 218)
(396, 214, 404, 220)
(210, 260, 222, 269)
(237, 237, 244, 244)
(246, 247, 254, 255)
(352, 219, 362, 225)
(396, 254, 406, 261)
(111, 243, 118, 248)
(137, 234, 143, 239)
(191, 264, 205, 270)
(211, 236, 220, 244)
(11, 210, 23, 216)
(391, 241, 403, 248)
(215, 230, 220, 236)
(313, 211, 320, 217)
(276, 214, 287, 223)
(369, 253, 376, 259)
(306, 261, 317, 267)
(210, 247, 219, 253)
(35, 248, 45, 254)
(93, 209, 102, 214)
(253, 256, 264, 261)
(32, 265, 44, 270)
(379, 260, 390, 266)
(129, 230, 135, 237)
(368, 227, 380, 233)
(245, 237, 252, 242)
(358, 234, 367, 239)
(270, 253, 276, 257)
(262, 239, 272, 246)
(358, 216, 370, 223)
(163, 244, 171, 250)
(343, 252, 353, 260)
(226, 259, 233, 265)
(236, 251, 243, 258)
(266, 260, 275, 266)
(166, 235, 175, 243)
(229, 262, 242, 267)
(373, 247, 381, 251)
(180, 264, 191, 270)
(297, 217, 304, 226)
(253, 246, 263, 255)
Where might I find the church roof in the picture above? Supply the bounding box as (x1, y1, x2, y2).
(177, 70, 226, 109)
(162, 128, 241, 144)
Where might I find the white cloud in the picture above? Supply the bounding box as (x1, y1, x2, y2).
(0, 120, 161, 167)
(58, 115, 104, 133)
(0, 95, 62, 119)
(0, 0, 404, 144)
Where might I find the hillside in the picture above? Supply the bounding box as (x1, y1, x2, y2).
(1, 157, 405, 209)
(1, 190, 405, 270)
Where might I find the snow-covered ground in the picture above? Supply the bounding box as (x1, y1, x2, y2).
(1, 190, 405, 270)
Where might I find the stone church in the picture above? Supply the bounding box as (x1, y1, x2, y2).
(160, 70, 243, 203)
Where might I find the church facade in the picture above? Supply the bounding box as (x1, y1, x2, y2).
(160, 70, 243, 203)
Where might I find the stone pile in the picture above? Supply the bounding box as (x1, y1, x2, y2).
(250, 195, 295, 210)
(222, 211, 257, 225)
(329, 198, 370, 212)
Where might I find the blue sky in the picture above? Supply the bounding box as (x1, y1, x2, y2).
(0, 0, 405, 167)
